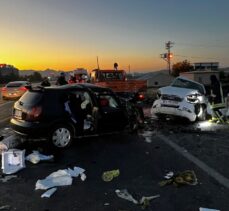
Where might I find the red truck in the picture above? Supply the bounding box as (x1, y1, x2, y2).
(90, 69, 147, 94)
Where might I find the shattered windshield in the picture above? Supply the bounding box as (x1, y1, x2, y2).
(171, 78, 205, 95)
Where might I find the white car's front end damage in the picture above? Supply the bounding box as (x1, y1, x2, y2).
(151, 77, 208, 122)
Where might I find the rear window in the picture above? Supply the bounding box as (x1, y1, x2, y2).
(7, 82, 24, 87)
(19, 91, 43, 105)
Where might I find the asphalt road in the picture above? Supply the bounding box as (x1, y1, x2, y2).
(0, 107, 229, 210)
(0, 101, 14, 128)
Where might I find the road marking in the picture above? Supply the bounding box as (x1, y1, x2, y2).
(157, 133, 229, 189)
(0, 101, 14, 108)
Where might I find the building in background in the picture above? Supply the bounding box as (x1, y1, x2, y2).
(180, 71, 219, 86)
(193, 62, 219, 71)
(137, 70, 174, 99)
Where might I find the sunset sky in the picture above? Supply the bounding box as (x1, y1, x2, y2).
(0, 0, 229, 72)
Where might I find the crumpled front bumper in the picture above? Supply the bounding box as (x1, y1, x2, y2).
(151, 99, 197, 122)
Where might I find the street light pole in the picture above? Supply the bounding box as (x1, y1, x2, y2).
(165, 41, 174, 74)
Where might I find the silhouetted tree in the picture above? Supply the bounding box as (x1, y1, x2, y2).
(172, 60, 193, 77)
(28, 72, 43, 82)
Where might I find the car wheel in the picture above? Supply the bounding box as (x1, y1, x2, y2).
(50, 125, 73, 148)
(197, 104, 207, 121)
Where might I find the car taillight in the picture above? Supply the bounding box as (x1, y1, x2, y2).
(19, 86, 28, 91)
(1, 87, 6, 92)
(137, 93, 145, 101)
(25, 106, 42, 121)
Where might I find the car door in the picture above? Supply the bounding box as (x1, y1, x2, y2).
(97, 93, 128, 132)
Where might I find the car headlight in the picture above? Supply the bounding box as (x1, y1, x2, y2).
(186, 94, 200, 104)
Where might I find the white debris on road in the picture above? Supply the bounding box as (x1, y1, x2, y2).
(199, 208, 220, 211)
(35, 169, 73, 190)
(26, 151, 54, 164)
(1, 149, 25, 174)
(115, 189, 138, 204)
(41, 188, 57, 198)
(35, 166, 86, 198)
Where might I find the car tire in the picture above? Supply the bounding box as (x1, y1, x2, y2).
(197, 104, 207, 121)
(50, 125, 73, 148)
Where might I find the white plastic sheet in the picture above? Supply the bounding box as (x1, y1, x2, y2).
(41, 188, 57, 198)
(26, 151, 54, 164)
(115, 189, 138, 204)
(35, 169, 73, 190)
(67, 166, 85, 177)
(1, 149, 25, 174)
(35, 166, 86, 196)
(199, 208, 220, 211)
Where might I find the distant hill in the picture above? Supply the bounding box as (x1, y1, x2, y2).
(19, 69, 60, 77)
(136, 69, 170, 80)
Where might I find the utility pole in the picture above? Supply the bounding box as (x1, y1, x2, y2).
(166, 41, 174, 74)
(160, 41, 174, 74)
(96, 56, 100, 70)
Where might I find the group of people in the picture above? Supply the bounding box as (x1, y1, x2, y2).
(40, 72, 88, 87)
(56, 72, 87, 86)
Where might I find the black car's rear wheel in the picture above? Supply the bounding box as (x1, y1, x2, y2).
(50, 125, 73, 148)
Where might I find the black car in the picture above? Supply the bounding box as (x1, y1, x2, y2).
(10, 83, 139, 148)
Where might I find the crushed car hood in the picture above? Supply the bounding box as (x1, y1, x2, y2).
(159, 86, 200, 97)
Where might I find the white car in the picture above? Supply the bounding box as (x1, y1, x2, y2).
(151, 76, 208, 122)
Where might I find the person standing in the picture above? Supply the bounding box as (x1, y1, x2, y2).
(56, 72, 68, 85)
(41, 77, 51, 87)
(209, 74, 225, 123)
(209, 74, 222, 104)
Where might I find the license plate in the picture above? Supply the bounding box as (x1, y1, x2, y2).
(162, 100, 178, 105)
(14, 109, 22, 119)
